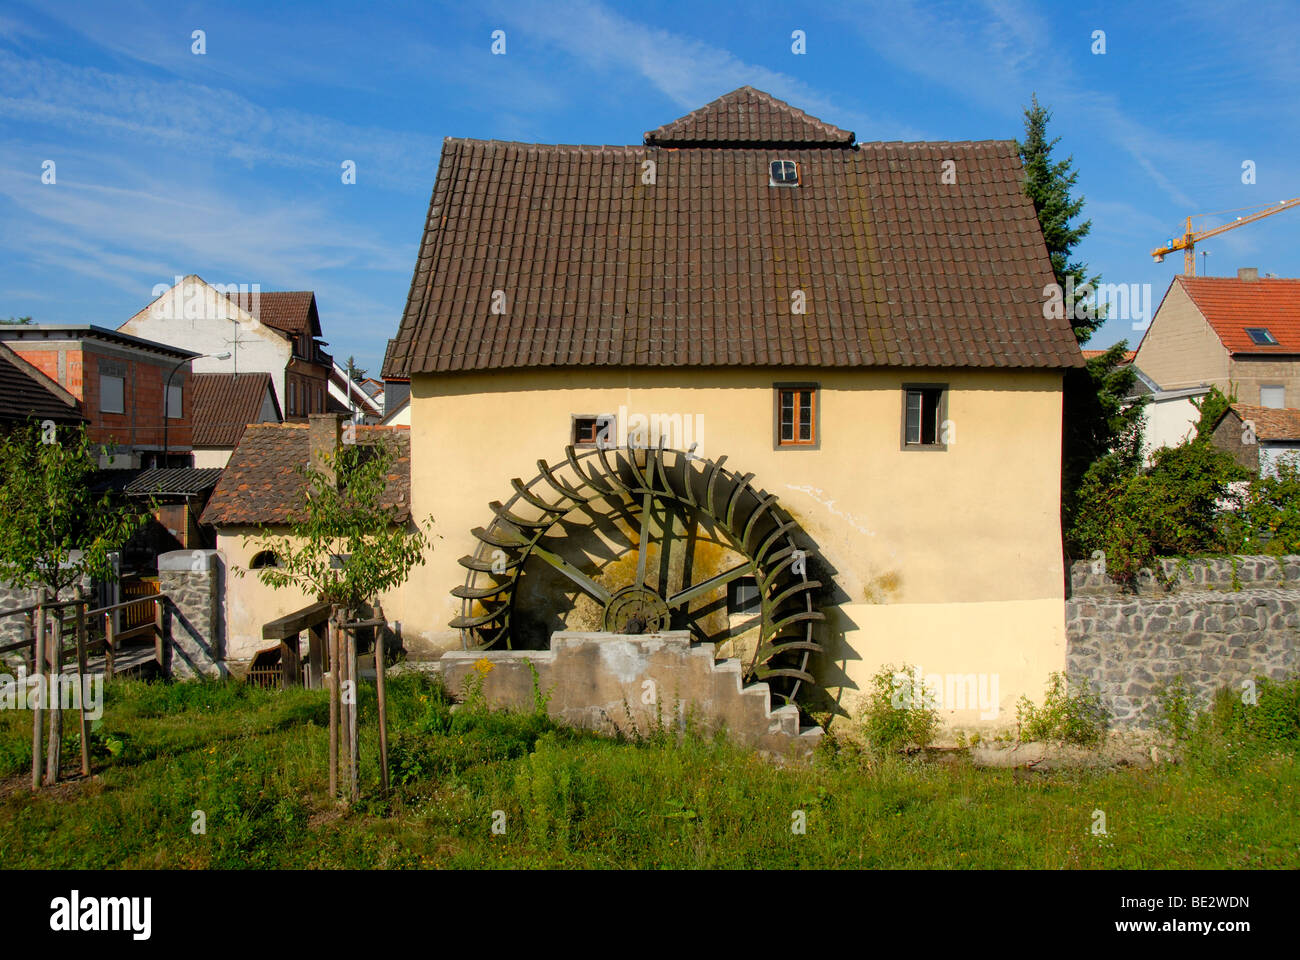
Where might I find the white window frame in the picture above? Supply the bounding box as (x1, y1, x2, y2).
(167, 383, 183, 419)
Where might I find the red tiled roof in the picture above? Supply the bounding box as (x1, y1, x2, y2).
(385, 89, 1082, 378)
(1179, 276, 1300, 354)
(191, 372, 278, 448)
(201, 423, 411, 527)
(225, 290, 321, 338)
(645, 86, 855, 146)
(1081, 349, 1136, 363)
(1228, 403, 1300, 441)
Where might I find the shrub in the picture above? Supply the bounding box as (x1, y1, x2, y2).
(1015, 673, 1108, 746)
(859, 663, 939, 755)
(1154, 674, 1195, 742)
(1069, 440, 1248, 583)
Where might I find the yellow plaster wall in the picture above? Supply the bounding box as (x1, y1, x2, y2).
(401, 365, 1068, 723)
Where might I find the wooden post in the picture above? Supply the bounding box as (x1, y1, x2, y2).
(31, 604, 44, 792)
(46, 610, 62, 784)
(328, 611, 339, 800)
(280, 631, 301, 688)
(347, 615, 359, 802)
(374, 607, 389, 795)
(104, 611, 115, 679)
(21, 612, 34, 674)
(75, 601, 91, 778)
(306, 621, 325, 690)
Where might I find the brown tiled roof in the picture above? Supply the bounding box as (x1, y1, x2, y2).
(191, 372, 279, 448)
(201, 423, 411, 527)
(1178, 276, 1300, 354)
(644, 86, 855, 146)
(0, 341, 83, 423)
(1228, 404, 1300, 441)
(225, 290, 321, 338)
(385, 89, 1082, 378)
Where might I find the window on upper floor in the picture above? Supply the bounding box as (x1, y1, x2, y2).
(902, 384, 948, 449)
(1246, 327, 1278, 346)
(1261, 384, 1285, 409)
(100, 374, 125, 414)
(775, 384, 818, 448)
(166, 383, 183, 419)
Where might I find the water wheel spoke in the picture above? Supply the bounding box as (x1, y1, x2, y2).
(634, 491, 654, 590)
(665, 562, 753, 609)
(530, 542, 612, 605)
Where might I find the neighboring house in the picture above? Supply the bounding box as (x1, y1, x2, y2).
(0, 324, 196, 468)
(380, 338, 410, 426)
(328, 359, 383, 424)
(124, 467, 224, 551)
(200, 416, 411, 661)
(1125, 365, 1209, 462)
(1211, 404, 1300, 475)
(118, 275, 333, 424)
(1134, 268, 1300, 407)
(380, 86, 1083, 728)
(191, 372, 282, 468)
(0, 340, 84, 430)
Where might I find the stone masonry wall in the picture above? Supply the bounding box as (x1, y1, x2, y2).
(1066, 557, 1300, 727)
(158, 549, 225, 679)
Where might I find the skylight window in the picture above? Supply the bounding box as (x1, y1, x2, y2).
(1246, 327, 1278, 346)
(770, 160, 799, 187)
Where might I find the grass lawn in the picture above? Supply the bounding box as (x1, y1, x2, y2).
(0, 674, 1296, 869)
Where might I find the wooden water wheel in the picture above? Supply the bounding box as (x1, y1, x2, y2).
(450, 442, 824, 703)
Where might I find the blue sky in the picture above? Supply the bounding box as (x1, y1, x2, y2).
(2, 0, 1297, 373)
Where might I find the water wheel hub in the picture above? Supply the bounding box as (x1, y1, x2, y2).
(603, 586, 669, 633)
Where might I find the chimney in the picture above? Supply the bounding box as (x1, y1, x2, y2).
(1238, 267, 1260, 282)
(308, 412, 345, 484)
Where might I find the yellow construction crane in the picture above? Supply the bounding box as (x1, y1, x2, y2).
(1151, 199, 1300, 275)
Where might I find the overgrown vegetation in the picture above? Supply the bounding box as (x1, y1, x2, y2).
(1015, 673, 1109, 746)
(859, 663, 939, 755)
(0, 672, 1295, 869)
(1063, 383, 1300, 582)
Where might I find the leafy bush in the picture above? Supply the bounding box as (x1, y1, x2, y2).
(1015, 673, 1108, 746)
(1226, 455, 1300, 554)
(1069, 440, 1248, 583)
(859, 663, 939, 755)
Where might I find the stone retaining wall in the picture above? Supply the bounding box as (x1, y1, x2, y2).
(1066, 558, 1300, 727)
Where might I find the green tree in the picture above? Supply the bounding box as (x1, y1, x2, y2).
(0, 421, 145, 601)
(2, 315, 34, 325)
(1018, 94, 1100, 344)
(243, 436, 431, 611)
(1061, 342, 1148, 540)
(345, 356, 367, 384)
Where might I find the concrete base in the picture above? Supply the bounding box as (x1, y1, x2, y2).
(440, 630, 823, 761)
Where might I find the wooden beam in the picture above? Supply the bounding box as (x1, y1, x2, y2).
(263, 601, 333, 640)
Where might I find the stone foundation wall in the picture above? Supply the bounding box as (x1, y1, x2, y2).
(440, 630, 822, 760)
(1066, 558, 1300, 727)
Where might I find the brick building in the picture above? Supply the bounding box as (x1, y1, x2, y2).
(0, 325, 197, 467)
